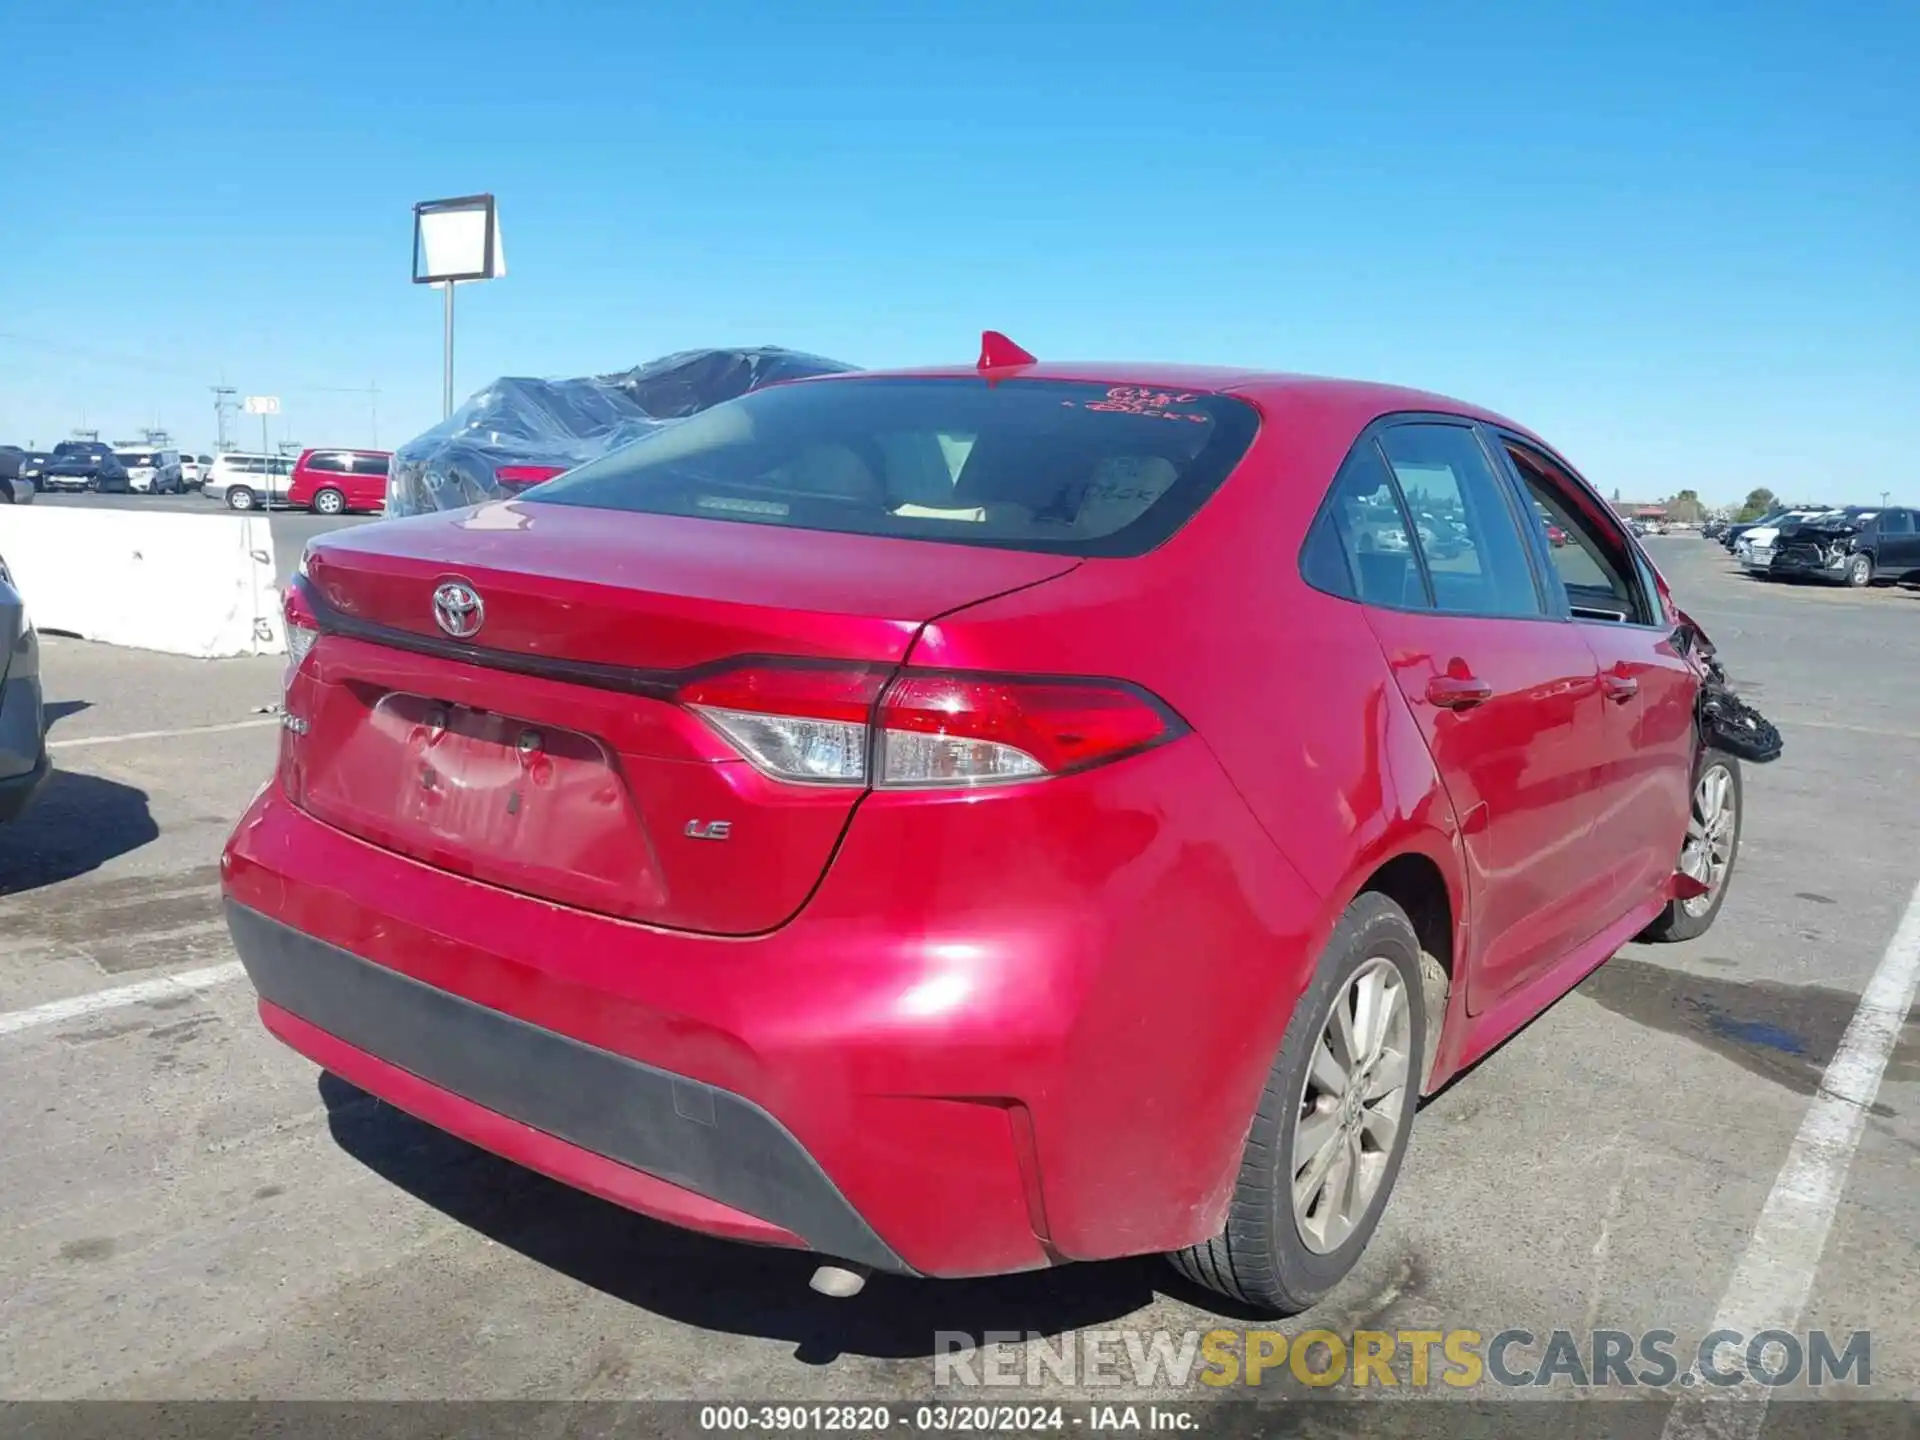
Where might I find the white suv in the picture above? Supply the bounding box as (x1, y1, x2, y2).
(116, 448, 185, 494)
(203, 452, 294, 511)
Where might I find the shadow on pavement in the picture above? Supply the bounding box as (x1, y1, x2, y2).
(42, 699, 92, 732)
(0, 767, 159, 896)
(319, 1071, 1250, 1362)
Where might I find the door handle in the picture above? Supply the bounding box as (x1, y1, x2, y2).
(1426, 673, 1494, 710)
(1602, 672, 1639, 703)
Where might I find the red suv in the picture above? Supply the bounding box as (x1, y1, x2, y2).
(287, 448, 392, 515)
(224, 348, 1743, 1313)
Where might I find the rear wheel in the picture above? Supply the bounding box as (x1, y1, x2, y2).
(226, 486, 256, 512)
(312, 487, 346, 516)
(1847, 553, 1873, 588)
(1168, 892, 1425, 1315)
(1641, 750, 1741, 943)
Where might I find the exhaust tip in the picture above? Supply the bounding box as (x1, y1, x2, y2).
(809, 1263, 871, 1298)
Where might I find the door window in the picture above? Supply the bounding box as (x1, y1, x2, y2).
(1880, 510, 1914, 535)
(1500, 440, 1657, 625)
(1376, 423, 1544, 618)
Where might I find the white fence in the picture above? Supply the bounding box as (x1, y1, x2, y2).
(0, 507, 285, 658)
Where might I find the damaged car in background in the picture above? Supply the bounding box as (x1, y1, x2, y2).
(1769, 505, 1920, 587)
(1734, 507, 1832, 574)
(385, 346, 856, 516)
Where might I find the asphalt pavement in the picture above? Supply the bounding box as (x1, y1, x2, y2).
(0, 538, 1915, 1410)
(28, 489, 374, 585)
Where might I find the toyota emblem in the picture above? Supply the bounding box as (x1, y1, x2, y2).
(432, 580, 485, 639)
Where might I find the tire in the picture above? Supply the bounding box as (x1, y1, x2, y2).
(1168, 892, 1426, 1315)
(226, 486, 257, 512)
(312, 487, 346, 516)
(1846, 553, 1873, 588)
(1640, 749, 1742, 943)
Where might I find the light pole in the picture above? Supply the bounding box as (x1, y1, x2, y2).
(412, 195, 505, 419)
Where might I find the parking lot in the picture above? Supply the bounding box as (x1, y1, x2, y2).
(0, 536, 1915, 1405)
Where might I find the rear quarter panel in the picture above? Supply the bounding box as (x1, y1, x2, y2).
(908, 390, 1469, 1194)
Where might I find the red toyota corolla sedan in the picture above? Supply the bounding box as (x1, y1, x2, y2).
(223, 339, 1744, 1314)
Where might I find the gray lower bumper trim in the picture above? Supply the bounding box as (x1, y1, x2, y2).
(225, 901, 908, 1273)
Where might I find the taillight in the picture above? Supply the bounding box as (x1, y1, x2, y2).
(495, 465, 567, 489)
(677, 661, 1180, 789)
(678, 664, 890, 785)
(282, 582, 320, 688)
(877, 674, 1174, 786)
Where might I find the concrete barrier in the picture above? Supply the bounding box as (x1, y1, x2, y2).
(0, 507, 285, 657)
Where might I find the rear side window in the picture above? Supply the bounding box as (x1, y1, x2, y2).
(531, 378, 1260, 558)
(1377, 423, 1544, 618)
(1304, 442, 1431, 609)
(305, 452, 349, 473)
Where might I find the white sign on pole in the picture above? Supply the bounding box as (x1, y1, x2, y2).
(243, 396, 281, 416)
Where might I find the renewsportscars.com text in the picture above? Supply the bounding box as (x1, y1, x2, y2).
(934, 1327, 1871, 1390)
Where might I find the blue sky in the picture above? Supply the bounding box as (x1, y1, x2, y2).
(2, 0, 1913, 505)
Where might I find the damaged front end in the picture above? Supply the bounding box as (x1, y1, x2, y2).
(1771, 516, 1863, 579)
(1658, 611, 1780, 905)
(1698, 657, 1784, 764)
(1673, 608, 1783, 765)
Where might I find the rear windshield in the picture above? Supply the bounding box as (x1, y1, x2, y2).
(528, 377, 1261, 557)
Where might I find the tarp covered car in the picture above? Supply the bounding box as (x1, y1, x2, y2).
(386, 346, 858, 517)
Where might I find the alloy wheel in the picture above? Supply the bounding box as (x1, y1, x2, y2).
(1680, 764, 1737, 917)
(1292, 956, 1413, 1254)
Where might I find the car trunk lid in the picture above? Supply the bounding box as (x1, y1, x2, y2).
(284, 501, 1078, 933)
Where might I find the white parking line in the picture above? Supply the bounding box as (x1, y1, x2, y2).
(0, 962, 245, 1037)
(1663, 873, 1920, 1437)
(47, 717, 280, 751)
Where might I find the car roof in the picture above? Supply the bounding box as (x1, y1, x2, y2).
(792, 362, 1540, 445)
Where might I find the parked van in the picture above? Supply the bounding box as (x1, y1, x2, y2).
(286, 448, 392, 515)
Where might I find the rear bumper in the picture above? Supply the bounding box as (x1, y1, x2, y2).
(229, 901, 907, 1272)
(222, 738, 1319, 1278)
